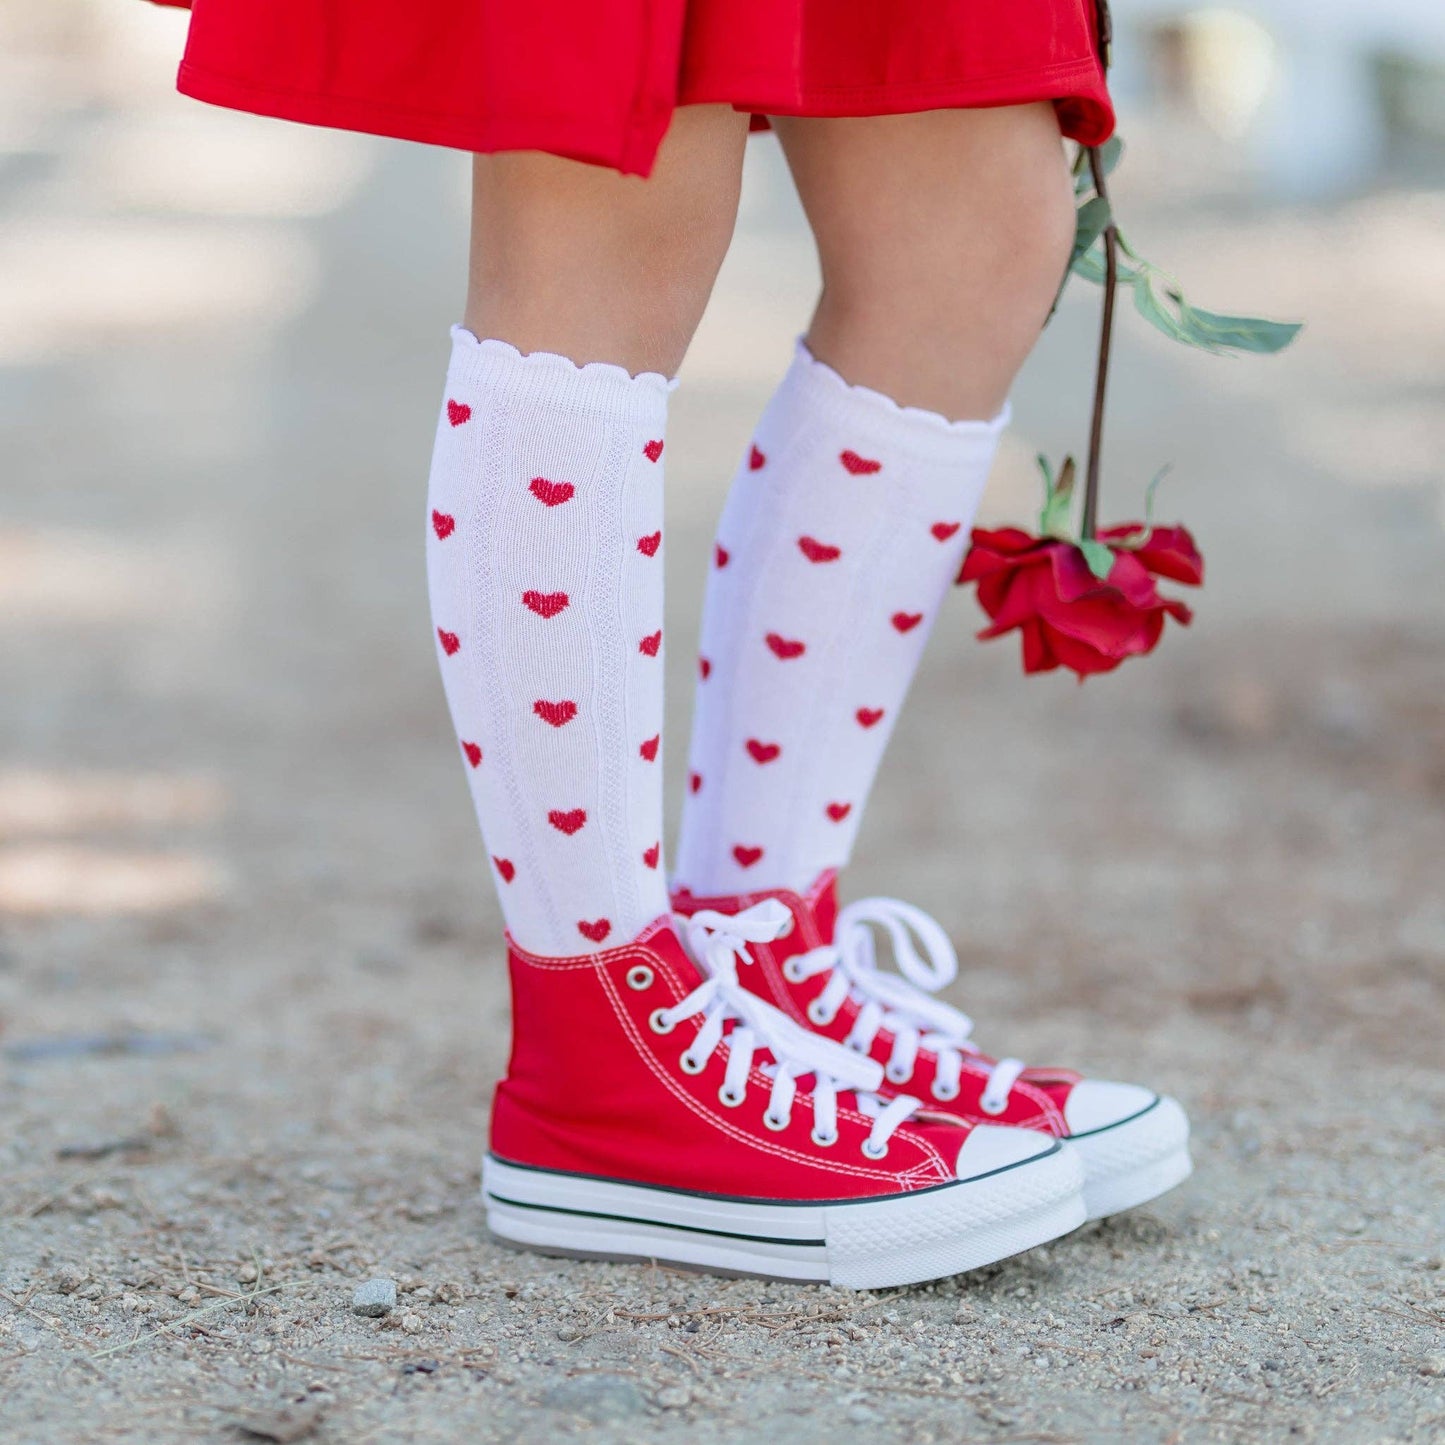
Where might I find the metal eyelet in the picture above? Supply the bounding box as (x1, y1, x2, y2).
(932, 1077, 961, 1102)
(807, 999, 835, 1027)
(776, 912, 796, 938)
(679, 1051, 706, 1075)
(782, 958, 806, 984)
(979, 1095, 1007, 1116)
(763, 1110, 790, 1132)
(718, 1083, 745, 1108)
(649, 1009, 675, 1035)
(626, 965, 654, 991)
(861, 1138, 889, 1161)
(810, 1126, 839, 1148)
(885, 1061, 913, 1085)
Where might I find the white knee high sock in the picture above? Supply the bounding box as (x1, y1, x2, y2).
(427, 326, 673, 955)
(674, 342, 1007, 895)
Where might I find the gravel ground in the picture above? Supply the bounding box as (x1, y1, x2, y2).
(1, 7, 1443, 1443)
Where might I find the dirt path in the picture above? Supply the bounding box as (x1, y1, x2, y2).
(1, 8, 1442, 1442)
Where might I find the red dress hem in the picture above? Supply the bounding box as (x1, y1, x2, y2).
(160, 0, 1114, 177)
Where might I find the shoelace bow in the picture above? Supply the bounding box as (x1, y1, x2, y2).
(788, 897, 1026, 1114)
(670, 901, 917, 1156)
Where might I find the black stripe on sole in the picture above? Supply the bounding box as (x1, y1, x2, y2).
(484, 1192, 825, 1247)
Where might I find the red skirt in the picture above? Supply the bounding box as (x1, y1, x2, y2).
(149, 1, 1113, 177)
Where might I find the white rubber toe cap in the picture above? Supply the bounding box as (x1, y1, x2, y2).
(954, 1122, 1059, 1181)
(1063, 1080, 1157, 1136)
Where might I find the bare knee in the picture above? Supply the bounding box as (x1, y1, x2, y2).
(781, 106, 1078, 416)
(466, 106, 748, 376)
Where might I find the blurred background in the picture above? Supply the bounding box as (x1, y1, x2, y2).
(1, 3, 1441, 1441)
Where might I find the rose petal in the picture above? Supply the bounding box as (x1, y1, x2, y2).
(1100, 523, 1205, 585)
(1045, 624, 1127, 676)
(982, 558, 1061, 633)
(968, 526, 1043, 556)
(1039, 591, 1166, 660)
(1135, 525, 1204, 585)
(1019, 618, 1059, 673)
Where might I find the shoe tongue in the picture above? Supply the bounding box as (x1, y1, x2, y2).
(808, 870, 840, 941)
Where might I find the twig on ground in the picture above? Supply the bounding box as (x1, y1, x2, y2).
(89, 1279, 301, 1361)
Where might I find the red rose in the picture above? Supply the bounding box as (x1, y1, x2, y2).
(958, 523, 1203, 678)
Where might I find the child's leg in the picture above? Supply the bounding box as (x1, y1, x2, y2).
(674, 106, 1074, 894)
(431, 106, 747, 953)
(465, 107, 749, 376)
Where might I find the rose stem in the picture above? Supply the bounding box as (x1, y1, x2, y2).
(1082, 144, 1118, 542)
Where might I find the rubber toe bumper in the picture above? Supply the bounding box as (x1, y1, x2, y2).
(1064, 1089, 1192, 1220)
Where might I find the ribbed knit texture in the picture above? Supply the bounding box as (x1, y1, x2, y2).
(674, 342, 1008, 895)
(427, 327, 673, 955)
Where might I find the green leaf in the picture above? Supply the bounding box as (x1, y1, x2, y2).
(1132, 272, 1201, 348)
(1079, 539, 1117, 581)
(1039, 455, 1077, 538)
(1068, 244, 1139, 287)
(1069, 196, 1112, 271)
(1036, 453, 1056, 498)
(1143, 463, 1172, 526)
(1171, 293, 1302, 354)
(1122, 263, 1302, 355)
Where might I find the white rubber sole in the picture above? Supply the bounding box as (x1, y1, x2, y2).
(483, 1141, 1087, 1289)
(1070, 1094, 1192, 1220)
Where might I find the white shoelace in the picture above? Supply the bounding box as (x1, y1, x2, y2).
(786, 897, 1027, 1114)
(668, 901, 918, 1157)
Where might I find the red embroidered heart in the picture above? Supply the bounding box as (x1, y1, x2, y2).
(732, 844, 763, 869)
(748, 445, 766, 471)
(639, 630, 662, 657)
(715, 544, 729, 568)
(461, 740, 482, 768)
(698, 657, 711, 680)
(931, 521, 962, 542)
(765, 633, 806, 660)
(643, 439, 664, 462)
(642, 842, 660, 869)
(639, 734, 660, 762)
(745, 739, 781, 764)
(437, 628, 460, 655)
(446, 399, 471, 427)
(493, 856, 515, 883)
(523, 590, 569, 619)
(578, 918, 611, 943)
(529, 477, 574, 507)
(689, 772, 702, 794)
(856, 707, 885, 729)
(891, 611, 924, 633)
(637, 532, 662, 557)
(826, 802, 852, 822)
(533, 699, 578, 728)
(548, 808, 587, 835)
(840, 449, 882, 475)
(432, 510, 455, 539)
(798, 535, 842, 564)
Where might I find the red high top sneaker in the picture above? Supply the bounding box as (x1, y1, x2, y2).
(672, 878, 1191, 1221)
(484, 901, 1086, 1287)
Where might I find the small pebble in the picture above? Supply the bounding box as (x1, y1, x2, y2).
(1419, 1356, 1445, 1377)
(52, 1269, 87, 1295)
(655, 1385, 691, 1409)
(352, 1278, 398, 1317)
